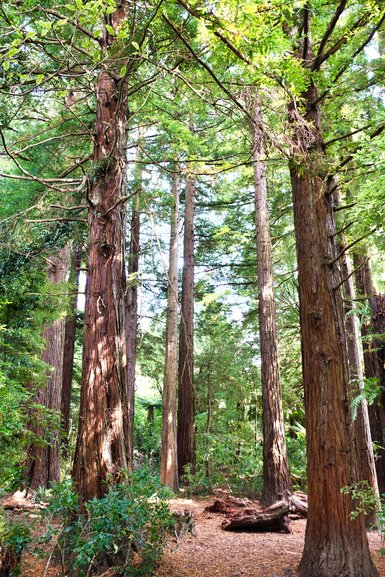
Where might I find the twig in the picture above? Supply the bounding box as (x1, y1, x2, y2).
(331, 220, 356, 238)
(334, 257, 370, 292)
(25, 218, 87, 223)
(329, 228, 376, 266)
(103, 190, 139, 216)
(334, 202, 356, 212)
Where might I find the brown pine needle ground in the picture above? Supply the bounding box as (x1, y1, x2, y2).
(154, 497, 385, 577)
(16, 496, 385, 577)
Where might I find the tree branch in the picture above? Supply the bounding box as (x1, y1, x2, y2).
(314, 0, 348, 62)
(162, 15, 252, 121)
(330, 228, 376, 267)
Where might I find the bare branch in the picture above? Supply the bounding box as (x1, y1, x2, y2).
(330, 228, 376, 267)
(25, 218, 87, 223)
(315, 0, 348, 61)
(334, 257, 370, 292)
(162, 15, 252, 121)
(103, 190, 140, 216)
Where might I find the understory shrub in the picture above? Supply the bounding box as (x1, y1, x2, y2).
(38, 468, 173, 577)
(0, 510, 31, 576)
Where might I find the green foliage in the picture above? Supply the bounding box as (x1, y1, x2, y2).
(189, 302, 264, 494)
(134, 400, 162, 466)
(286, 422, 307, 491)
(0, 509, 32, 576)
(38, 469, 173, 577)
(0, 369, 29, 492)
(0, 250, 70, 491)
(341, 480, 378, 521)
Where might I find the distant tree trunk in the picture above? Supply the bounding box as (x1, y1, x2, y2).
(160, 172, 180, 493)
(205, 356, 213, 479)
(177, 170, 195, 479)
(26, 245, 70, 490)
(72, 8, 129, 502)
(61, 244, 81, 457)
(354, 252, 385, 496)
(289, 77, 377, 577)
(252, 99, 292, 507)
(250, 391, 258, 449)
(333, 192, 379, 517)
(125, 141, 142, 471)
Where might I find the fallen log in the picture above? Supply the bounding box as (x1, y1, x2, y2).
(222, 500, 291, 533)
(204, 496, 252, 515)
(289, 494, 307, 518)
(1, 490, 47, 511)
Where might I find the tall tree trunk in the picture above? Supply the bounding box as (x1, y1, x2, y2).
(26, 245, 70, 490)
(289, 78, 377, 577)
(61, 243, 81, 457)
(252, 99, 292, 506)
(177, 169, 195, 479)
(72, 7, 129, 501)
(333, 192, 379, 520)
(125, 140, 142, 471)
(160, 172, 180, 493)
(205, 354, 213, 479)
(354, 251, 385, 496)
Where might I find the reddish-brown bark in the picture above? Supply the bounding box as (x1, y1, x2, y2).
(289, 79, 377, 576)
(332, 193, 379, 522)
(340, 251, 378, 513)
(252, 99, 292, 506)
(354, 253, 385, 496)
(222, 500, 291, 533)
(72, 9, 130, 501)
(160, 172, 180, 493)
(26, 245, 70, 490)
(61, 244, 81, 456)
(177, 170, 195, 479)
(125, 144, 142, 472)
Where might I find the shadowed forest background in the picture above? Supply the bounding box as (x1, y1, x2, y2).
(1, 0, 385, 576)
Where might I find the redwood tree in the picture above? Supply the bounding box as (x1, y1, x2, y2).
(289, 29, 378, 575)
(160, 171, 180, 493)
(125, 141, 142, 471)
(332, 192, 379, 516)
(26, 245, 70, 490)
(61, 243, 81, 456)
(252, 98, 292, 506)
(72, 5, 130, 501)
(177, 169, 195, 479)
(354, 251, 385, 496)
(339, 249, 378, 510)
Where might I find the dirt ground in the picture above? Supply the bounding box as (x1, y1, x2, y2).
(154, 497, 385, 577)
(16, 496, 385, 577)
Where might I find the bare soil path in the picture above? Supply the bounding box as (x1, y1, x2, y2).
(154, 497, 385, 577)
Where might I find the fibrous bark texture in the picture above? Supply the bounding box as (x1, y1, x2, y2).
(289, 81, 378, 577)
(125, 142, 142, 472)
(332, 191, 379, 524)
(177, 171, 195, 479)
(73, 10, 130, 501)
(222, 500, 291, 533)
(160, 172, 180, 493)
(252, 99, 292, 507)
(61, 244, 81, 456)
(26, 245, 70, 490)
(354, 252, 385, 497)
(339, 246, 378, 520)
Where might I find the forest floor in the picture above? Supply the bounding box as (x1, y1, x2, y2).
(154, 496, 385, 577)
(13, 494, 385, 577)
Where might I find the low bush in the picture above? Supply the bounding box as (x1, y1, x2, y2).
(38, 468, 173, 577)
(0, 510, 31, 576)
